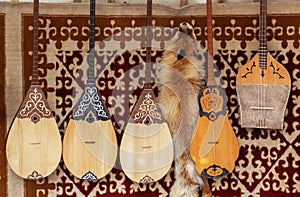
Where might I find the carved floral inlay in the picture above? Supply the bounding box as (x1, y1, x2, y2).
(199, 86, 227, 121)
(133, 93, 162, 125)
(27, 170, 43, 180)
(81, 171, 97, 180)
(139, 175, 154, 183)
(17, 87, 52, 123)
(73, 84, 109, 122)
(200, 88, 222, 113)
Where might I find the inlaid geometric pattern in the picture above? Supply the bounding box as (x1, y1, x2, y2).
(22, 15, 299, 196)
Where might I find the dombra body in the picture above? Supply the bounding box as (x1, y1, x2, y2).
(190, 84, 239, 178)
(6, 86, 62, 179)
(120, 89, 173, 183)
(236, 53, 290, 129)
(236, 0, 291, 129)
(63, 87, 118, 180)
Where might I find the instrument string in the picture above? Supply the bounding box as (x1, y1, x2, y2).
(90, 0, 96, 177)
(146, 0, 152, 178)
(259, 0, 262, 128)
(33, 0, 39, 174)
(207, 0, 217, 173)
(262, 0, 267, 127)
(259, 0, 267, 128)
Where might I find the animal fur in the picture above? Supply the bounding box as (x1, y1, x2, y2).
(158, 22, 212, 197)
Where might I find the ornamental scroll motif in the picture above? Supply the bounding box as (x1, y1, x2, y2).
(73, 83, 110, 122)
(81, 171, 97, 180)
(17, 86, 53, 124)
(199, 86, 227, 121)
(133, 92, 162, 125)
(139, 175, 155, 183)
(27, 170, 43, 180)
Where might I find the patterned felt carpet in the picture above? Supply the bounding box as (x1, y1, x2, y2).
(19, 14, 300, 196)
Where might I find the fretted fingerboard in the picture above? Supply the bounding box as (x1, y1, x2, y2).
(145, 0, 152, 89)
(32, 0, 39, 85)
(206, 0, 216, 86)
(259, 0, 267, 70)
(87, 0, 96, 83)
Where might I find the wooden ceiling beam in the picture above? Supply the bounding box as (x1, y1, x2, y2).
(180, 0, 188, 7)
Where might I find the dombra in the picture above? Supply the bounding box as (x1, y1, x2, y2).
(236, 0, 291, 129)
(6, 0, 61, 180)
(62, 0, 118, 180)
(189, 0, 239, 179)
(120, 0, 173, 184)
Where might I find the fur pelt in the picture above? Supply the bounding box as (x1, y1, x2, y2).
(158, 22, 212, 197)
